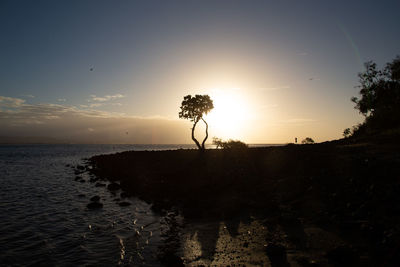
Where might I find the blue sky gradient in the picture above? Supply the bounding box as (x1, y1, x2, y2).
(0, 0, 399, 143)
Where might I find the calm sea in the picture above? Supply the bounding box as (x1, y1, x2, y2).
(0, 144, 275, 266)
(0, 144, 200, 266)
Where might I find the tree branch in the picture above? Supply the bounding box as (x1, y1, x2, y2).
(192, 117, 202, 150)
(201, 117, 208, 150)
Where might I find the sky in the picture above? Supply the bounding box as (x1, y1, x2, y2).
(0, 0, 399, 144)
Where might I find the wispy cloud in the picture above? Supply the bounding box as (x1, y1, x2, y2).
(21, 94, 35, 98)
(89, 94, 125, 102)
(89, 103, 103, 108)
(0, 95, 188, 144)
(58, 98, 66, 102)
(0, 96, 26, 108)
(0, 96, 124, 123)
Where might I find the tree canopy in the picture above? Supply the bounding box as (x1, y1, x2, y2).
(179, 94, 214, 150)
(351, 56, 400, 129)
(179, 95, 214, 121)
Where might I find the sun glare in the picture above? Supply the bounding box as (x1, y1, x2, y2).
(205, 88, 252, 140)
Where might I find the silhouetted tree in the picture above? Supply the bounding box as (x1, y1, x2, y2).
(301, 137, 315, 144)
(212, 137, 224, 149)
(179, 95, 214, 150)
(351, 56, 400, 130)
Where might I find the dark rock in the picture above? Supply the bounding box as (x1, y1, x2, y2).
(77, 165, 85, 170)
(265, 243, 290, 267)
(90, 195, 100, 202)
(95, 182, 106, 187)
(326, 246, 359, 266)
(120, 192, 131, 198)
(75, 176, 82, 181)
(87, 202, 103, 210)
(119, 201, 131, 207)
(89, 177, 99, 183)
(296, 256, 320, 266)
(78, 194, 86, 198)
(80, 179, 85, 183)
(107, 183, 120, 191)
(159, 254, 184, 267)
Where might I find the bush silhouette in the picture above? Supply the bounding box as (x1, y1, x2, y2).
(212, 137, 248, 150)
(343, 128, 351, 138)
(301, 137, 315, 144)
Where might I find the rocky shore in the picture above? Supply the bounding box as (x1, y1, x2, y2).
(88, 140, 400, 266)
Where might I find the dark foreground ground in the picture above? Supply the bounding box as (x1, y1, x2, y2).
(88, 140, 400, 266)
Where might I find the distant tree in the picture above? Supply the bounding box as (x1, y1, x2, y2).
(351, 56, 400, 130)
(212, 137, 248, 150)
(179, 94, 214, 150)
(301, 137, 315, 144)
(343, 128, 351, 138)
(212, 137, 224, 149)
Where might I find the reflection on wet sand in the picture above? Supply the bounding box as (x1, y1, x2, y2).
(182, 219, 269, 266)
(175, 216, 350, 266)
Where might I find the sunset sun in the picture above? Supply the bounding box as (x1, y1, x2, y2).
(205, 88, 252, 140)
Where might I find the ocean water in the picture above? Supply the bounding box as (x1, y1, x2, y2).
(0, 144, 197, 266)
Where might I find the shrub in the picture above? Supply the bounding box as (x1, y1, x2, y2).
(301, 137, 315, 144)
(212, 137, 248, 150)
(343, 128, 351, 138)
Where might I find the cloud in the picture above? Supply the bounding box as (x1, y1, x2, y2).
(0, 96, 26, 108)
(21, 94, 35, 98)
(0, 95, 190, 144)
(89, 103, 103, 108)
(89, 94, 125, 102)
(58, 98, 66, 102)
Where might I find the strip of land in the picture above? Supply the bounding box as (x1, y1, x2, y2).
(89, 139, 400, 266)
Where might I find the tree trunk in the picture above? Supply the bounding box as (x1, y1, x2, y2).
(191, 118, 202, 150)
(201, 117, 208, 150)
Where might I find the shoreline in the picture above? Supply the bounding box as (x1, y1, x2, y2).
(88, 141, 400, 265)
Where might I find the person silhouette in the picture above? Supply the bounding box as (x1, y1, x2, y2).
(295, 137, 297, 144)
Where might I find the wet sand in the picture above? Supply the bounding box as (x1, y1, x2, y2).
(88, 140, 400, 266)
